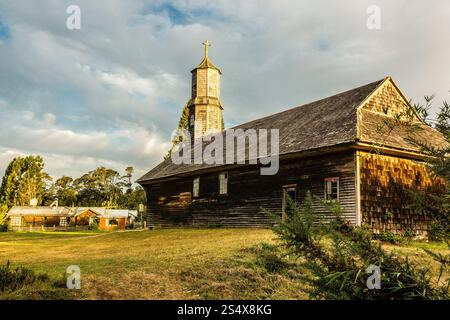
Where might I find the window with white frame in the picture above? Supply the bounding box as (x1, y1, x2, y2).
(324, 177, 339, 201)
(219, 172, 228, 195)
(10, 216, 22, 227)
(59, 217, 69, 227)
(193, 177, 200, 197)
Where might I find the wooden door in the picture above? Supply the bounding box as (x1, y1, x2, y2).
(282, 185, 297, 221)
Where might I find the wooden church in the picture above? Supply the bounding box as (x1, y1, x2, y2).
(138, 42, 447, 236)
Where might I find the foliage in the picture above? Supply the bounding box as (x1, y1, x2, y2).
(0, 156, 146, 213)
(123, 166, 134, 191)
(375, 231, 407, 244)
(0, 261, 78, 300)
(410, 96, 450, 240)
(73, 167, 122, 207)
(273, 194, 450, 300)
(51, 176, 78, 207)
(0, 204, 8, 231)
(375, 93, 450, 241)
(165, 102, 190, 160)
(428, 220, 448, 242)
(0, 155, 51, 208)
(0, 261, 48, 293)
(117, 186, 146, 211)
(272, 191, 321, 256)
(88, 220, 99, 231)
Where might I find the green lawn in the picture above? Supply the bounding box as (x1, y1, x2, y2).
(0, 229, 447, 300)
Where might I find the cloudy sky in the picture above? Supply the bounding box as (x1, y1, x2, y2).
(0, 0, 449, 181)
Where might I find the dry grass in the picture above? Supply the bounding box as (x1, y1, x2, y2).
(0, 229, 291, 299)
(0, 229, 447, 299)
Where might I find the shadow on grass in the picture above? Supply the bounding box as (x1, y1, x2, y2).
(0, 261, 83, 300)
(178, 243, 322, 300)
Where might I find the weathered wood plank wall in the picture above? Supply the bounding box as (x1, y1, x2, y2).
(144, 151, 357, 228)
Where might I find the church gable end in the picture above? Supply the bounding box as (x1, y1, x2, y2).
(358, 77, 415, 118)
(356, 77, 446, 153)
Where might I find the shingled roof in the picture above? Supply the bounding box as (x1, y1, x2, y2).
(137, 77, 446, 183)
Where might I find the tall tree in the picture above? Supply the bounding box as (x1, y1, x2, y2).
(411, 96, 450, 239)
(123, 166, 134, 191)
(53, 176, 78, 207)
(0, 156, 51, 207)
(165, 102, 190, 159)
(73, 167, 122, 207)
(118, 185, 146, 211)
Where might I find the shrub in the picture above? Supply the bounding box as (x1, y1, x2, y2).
(0, 224, 8, 232)
(375, 231, 405, 244)
(272, 193, 450, 300)
(320, 226, 449, 299)
(0, 261, 40, 292)
(0, 261, 80, 300)
(88, 220, 99, 231)
(272, 191, 321, 256)
(428, 220, 448, 241)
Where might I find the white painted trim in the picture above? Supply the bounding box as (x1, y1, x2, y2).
(324, 177, 339, 202)
(355, 150, 362, 226)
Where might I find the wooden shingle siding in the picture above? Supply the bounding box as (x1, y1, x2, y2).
(360, 79, 410, 117)
(359, 151, 447, 237)
(145, 151, 357, 228)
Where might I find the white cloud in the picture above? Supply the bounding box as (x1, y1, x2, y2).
(22, 111, 35, 121)
(43, 113, 56, 125)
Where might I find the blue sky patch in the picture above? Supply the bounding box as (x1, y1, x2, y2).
(141, 2, 218, 26)
(0, 18, 11, 41)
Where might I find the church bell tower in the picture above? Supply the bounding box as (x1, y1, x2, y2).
(188, 40, 224, 141)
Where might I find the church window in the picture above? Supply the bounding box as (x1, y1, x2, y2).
(193, 177, 200, 197)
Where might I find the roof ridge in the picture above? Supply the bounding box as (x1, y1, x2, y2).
(231, 78, 385, 130)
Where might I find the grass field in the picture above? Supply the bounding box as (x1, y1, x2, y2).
(0, 229, 448, 300)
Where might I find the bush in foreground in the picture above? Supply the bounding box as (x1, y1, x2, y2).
(273, 192, 449, 300)
(0, 261, 79, 300)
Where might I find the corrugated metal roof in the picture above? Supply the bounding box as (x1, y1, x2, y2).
(74, 207, 106, 216)
(7, 206, 71, 217)
(74, 208, 133, 218)
(101, 210, 130, 219)
(7, 206, 135, 219)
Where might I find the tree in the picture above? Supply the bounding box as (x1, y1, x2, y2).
(165, 102, 190, 159)
(73, 167, 122, 207)
(123, 166, 134, 191)
(0, 156, 51, 207)
(0, 203, 8, 231)
(0, 157, 23, 208)
(410, 96, 450, 240)
(118, 185, 146, 210)
(53, 176, 78, 207)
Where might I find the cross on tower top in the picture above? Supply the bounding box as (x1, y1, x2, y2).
(202, 40, 211, 59)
